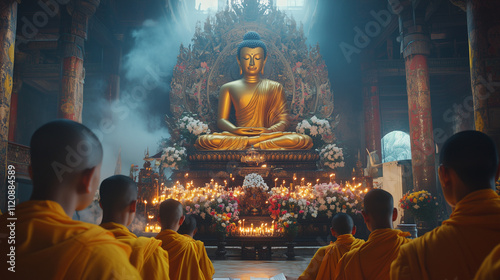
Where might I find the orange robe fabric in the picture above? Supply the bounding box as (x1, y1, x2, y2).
(474, 243, 500, 280)
(156, 229, 207, 280)
(101, 222, 170, 280)
(312, 234, 365, 280)
(391, 189, 500, 280)
(182, 234, 215, 280)
(336, 229, 410, 280)
(0, 200, 140, 279)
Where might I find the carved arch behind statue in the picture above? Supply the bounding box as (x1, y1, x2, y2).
(169, 4, 335, 131)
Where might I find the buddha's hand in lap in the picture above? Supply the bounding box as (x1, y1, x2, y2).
(231, 127, 272, 136)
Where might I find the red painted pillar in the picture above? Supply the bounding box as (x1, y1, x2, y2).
(363, 69, 382, 161)
(402, 14, 437, 193)
(58, 0, 100, 122)
(466, 0, 500, 153)
(0, 0, 17, 207)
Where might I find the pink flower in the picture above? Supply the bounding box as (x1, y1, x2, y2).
(219, 204, 224, 208)
(299, 210, 304, 214)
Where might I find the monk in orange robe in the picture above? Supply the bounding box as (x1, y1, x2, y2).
(391, 131, 500, 280)
(336, 189, 410, 280)
(296, 213, 364, 280)
(0, 120, 140, 279)
(156, 199, 207, 280)
(178, 214, 215, 280)
(474, 243, 500, 280)
(99, 175, 170, 280)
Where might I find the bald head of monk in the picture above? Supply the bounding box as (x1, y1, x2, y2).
(159, 199, 185, 231)
(439, 130, 500, 207)
(330, 213, 356, 237)
(29, 119, 103, 217)
(178, 214, 198, 237)
(362, 189, 397, 232)
(99, 175, 138, 227)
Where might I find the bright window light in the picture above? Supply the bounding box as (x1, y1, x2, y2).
(276, 0, 305, 8)
(195, 0, 218, 11)
(382, 131, 412, 163)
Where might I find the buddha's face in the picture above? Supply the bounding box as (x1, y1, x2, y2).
(238, 47, 267, 76)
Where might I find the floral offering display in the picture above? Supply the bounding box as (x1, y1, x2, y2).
(242, 173, 269, 191)
(295, 115, 334, 148)
(161, 145, 187, 169)
(177, 112, 211, 144)
(277, 212, 299, 236)
(399, 190, 439, 222)
(319, 144, 345, 170)
(208, 193, 240, 235)
(310, 183, 363, 219)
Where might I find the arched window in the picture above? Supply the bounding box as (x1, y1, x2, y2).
(381, 131, 412, 163)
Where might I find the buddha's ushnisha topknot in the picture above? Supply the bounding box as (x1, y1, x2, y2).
(237, 31, 267, 58)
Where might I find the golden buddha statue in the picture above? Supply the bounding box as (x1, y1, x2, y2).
(195, 32, 313, 150)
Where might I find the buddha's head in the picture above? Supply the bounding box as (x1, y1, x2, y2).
(237, 31, 267, 76)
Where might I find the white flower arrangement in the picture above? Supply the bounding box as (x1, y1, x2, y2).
(178, 113, 211, 144)
(242, 173, 269, 191)
(161, 146, 187, 169)
(295, 115, 334, 147)
(319, 144, 345, 170)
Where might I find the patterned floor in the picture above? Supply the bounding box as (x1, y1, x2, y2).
(212, 257, 312, 280)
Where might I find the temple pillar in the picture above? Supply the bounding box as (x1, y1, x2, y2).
(58, 0, 100, 122)
(401, 11, 437, 193)
(0, 0, 18, 209)
(466, 0, 500, 154)
(362, 69, 382, 162)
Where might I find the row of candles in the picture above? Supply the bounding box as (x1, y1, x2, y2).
(234, 220, 278, 237)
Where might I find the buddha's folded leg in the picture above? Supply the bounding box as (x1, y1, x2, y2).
(255, 133, 313, 150)
(195, 133, 249, 150)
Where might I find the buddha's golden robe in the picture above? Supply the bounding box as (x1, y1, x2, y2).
(156, 229, 207, 280)
(101, 222, 170, 280)
(474, 243, 500, 280)
(0, 201, 140, 279)
(335, 229, 410, 280)
(182, 234, 215, 280)
(391, 189, 500, 280)
(309, 234, 365, 280)
(195, 79, 313, 150)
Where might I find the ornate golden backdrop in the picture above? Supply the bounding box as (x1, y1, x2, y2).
(169, 2, 335, 132)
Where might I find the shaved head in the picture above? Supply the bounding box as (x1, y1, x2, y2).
(440, 130, 499, 190)
(99, 175, 137, 213)
(331, 213, 354, 235)
(363, 189, 394, 229)
(30, 119, 103, 187)
(178, 214, 197, 236)
(159, 199, 184, 230)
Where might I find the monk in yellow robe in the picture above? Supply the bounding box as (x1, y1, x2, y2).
(474, 243, 500, 280)
(335, 189, 410, 280)
(304, 213, 365, 280)
(99, 175, 170, 280)
(178, 214, 215, 280)
(195, 31, 312, 150)
(156, 199, 207, 280)
(391, 131, 500, 280)
(0, 120, 140, 279)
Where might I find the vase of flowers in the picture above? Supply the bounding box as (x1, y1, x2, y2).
(295, 116, 335, 148)
(319, 144, 345, 170)
(207, 193, 239, 238)
(400, 190, 439, 236)
(277, 213, 299, 241)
